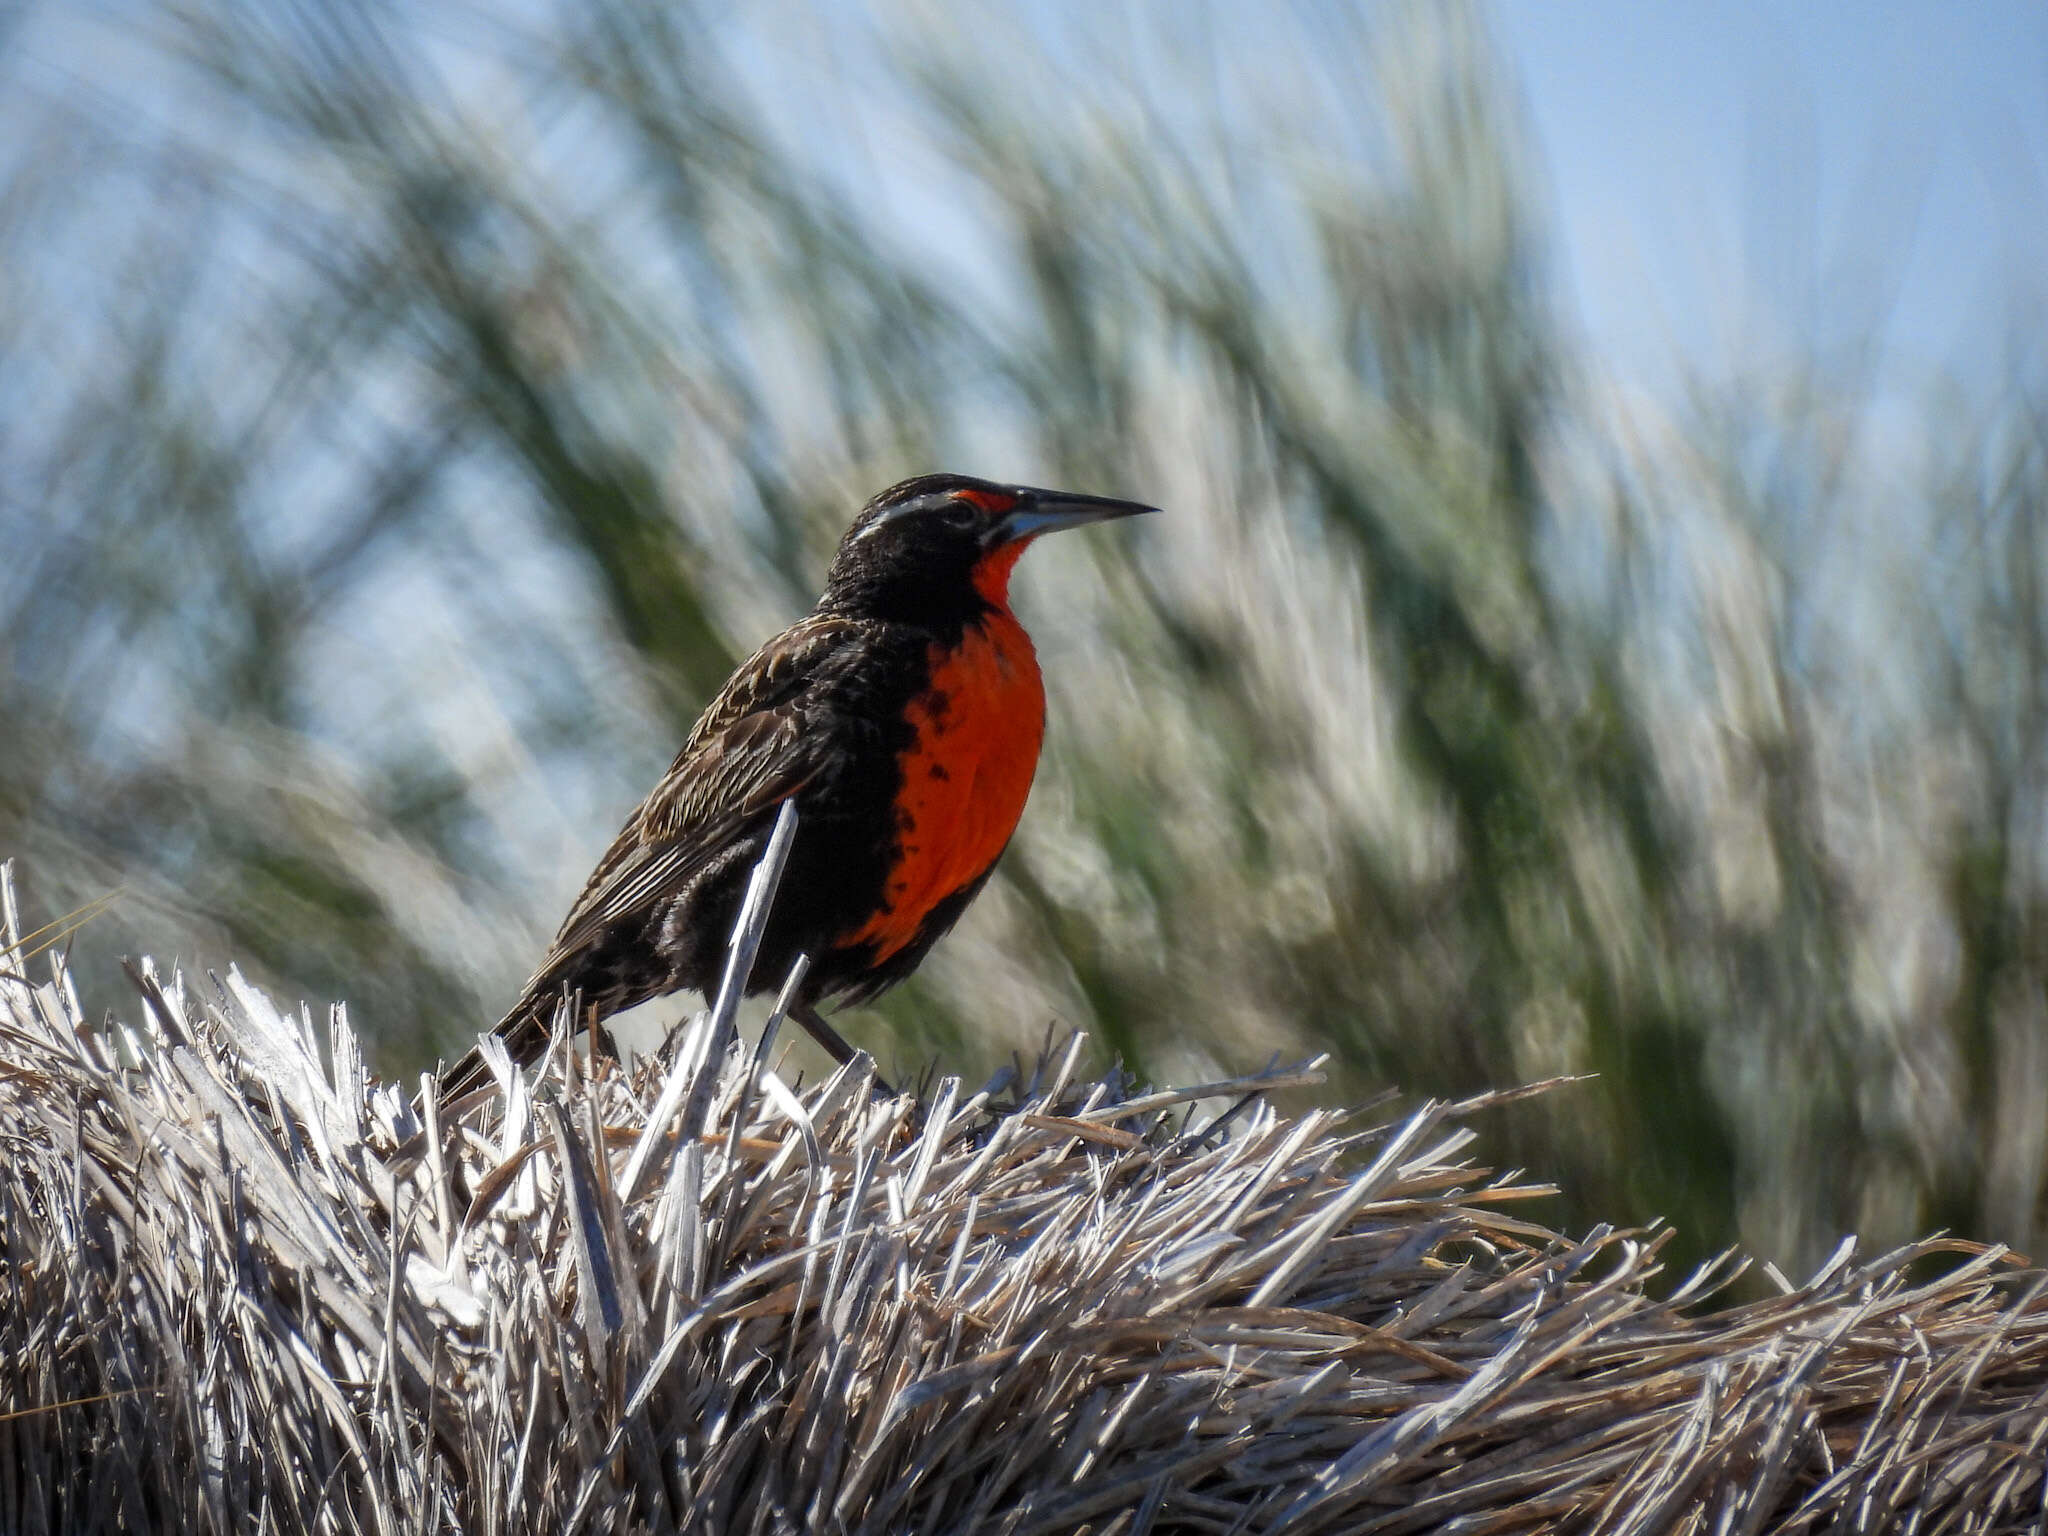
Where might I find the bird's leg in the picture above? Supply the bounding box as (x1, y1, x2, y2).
(791, 1003, 894, 1098)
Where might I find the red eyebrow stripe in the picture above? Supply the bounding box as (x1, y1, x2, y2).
(953, 487, 1018, 513)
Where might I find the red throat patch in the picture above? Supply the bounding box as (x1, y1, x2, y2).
(971, 537, 1032, 607)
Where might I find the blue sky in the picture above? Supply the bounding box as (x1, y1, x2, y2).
(1494, 0, 2048, 397)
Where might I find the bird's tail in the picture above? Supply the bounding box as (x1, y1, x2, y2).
(436, 988, 565, 1103)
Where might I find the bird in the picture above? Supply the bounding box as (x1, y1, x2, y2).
(440, 472, 1155, 1100)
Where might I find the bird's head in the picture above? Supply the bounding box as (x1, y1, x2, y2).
(823, 473, 1156, 625)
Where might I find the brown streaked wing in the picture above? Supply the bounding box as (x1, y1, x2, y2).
(530, 614, 861, 972)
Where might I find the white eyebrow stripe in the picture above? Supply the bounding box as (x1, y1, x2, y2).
(853, 494, 946, 541)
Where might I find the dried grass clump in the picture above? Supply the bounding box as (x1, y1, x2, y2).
(4, 858, 2048, 1534)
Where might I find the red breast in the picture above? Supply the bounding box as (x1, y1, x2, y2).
(836, 544, 1047, 963)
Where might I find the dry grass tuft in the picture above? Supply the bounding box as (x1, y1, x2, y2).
(4, 856, 2047, 1533)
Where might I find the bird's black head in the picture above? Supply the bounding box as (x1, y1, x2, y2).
(820, 473, 1156, 628)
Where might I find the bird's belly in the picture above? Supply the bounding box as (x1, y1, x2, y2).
(836, 614, 1046, 963)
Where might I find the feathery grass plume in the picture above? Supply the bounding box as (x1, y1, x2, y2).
(5, 854, 2048, 1534)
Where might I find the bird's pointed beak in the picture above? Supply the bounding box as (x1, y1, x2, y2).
(992, 488, 1160, 544)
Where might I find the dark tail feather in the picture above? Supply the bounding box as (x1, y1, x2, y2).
(437, 991, 565, 1102)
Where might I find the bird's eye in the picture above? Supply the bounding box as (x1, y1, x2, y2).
(943, 502, 981, 528)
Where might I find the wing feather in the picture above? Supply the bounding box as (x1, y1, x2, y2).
(524, 613, 860, 978)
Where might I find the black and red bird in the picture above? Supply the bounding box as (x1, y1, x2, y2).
(441, 473, 1154, 1098)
